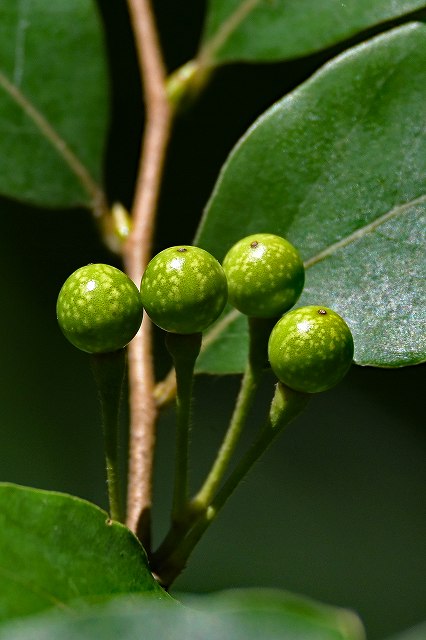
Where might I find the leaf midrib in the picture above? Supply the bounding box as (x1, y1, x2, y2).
(199, 0, 261, 65)
(304, 194, 426, 268)
(0, 68, 106, 211)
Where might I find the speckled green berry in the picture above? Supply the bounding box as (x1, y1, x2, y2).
(268, 306, 354, 393)
(222, 233, 305, 318)
(57, 264, 143, 353)
(140, 246, 228, 334)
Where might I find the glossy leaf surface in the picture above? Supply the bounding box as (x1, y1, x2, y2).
(202, 0, 426, 63)
(196, 23, 426, 371)
(0, 484, 167, 622)
(0, 0, 108, 208)
(0, 589, 365, 640)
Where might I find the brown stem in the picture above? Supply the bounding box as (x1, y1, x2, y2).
(124, 0, 173, 548)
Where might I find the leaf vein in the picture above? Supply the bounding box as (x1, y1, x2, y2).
(199, 0, 261, 65)
(0, 68, 107, 216)
(202, 308, 241, 351)
(304, 194, 426, 268)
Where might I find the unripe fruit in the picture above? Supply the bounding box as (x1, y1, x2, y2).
(57, 264, 143, 353)
(140, 246, 228, 334)
(222, 233, 304, 318)
(268, 306, 354, 393)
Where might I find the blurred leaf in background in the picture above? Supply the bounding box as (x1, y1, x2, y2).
(0, 589, 365, 640)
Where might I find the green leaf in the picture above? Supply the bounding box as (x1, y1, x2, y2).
(201, 0, 426, 64)
(197, 305, 248, 374)
(0, 0, 108, 209)
(0, 589, 365, 640)
(196, 23, 426, 372)
(0, 483, 168, 622)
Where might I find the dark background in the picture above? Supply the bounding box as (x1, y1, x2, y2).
(0, 2, 424, 638)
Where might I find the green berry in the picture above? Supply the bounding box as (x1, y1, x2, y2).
(268, 306, 354, 393)
(222, 233, 305, 318)
(140, 246, 228, 334)
(57, 264, 143, 353)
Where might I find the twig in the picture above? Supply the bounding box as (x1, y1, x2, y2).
(124, 0, 173, 548)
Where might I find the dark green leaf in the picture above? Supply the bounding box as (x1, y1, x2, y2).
(0, 483, 168, 622)
(201, 0, 426, 63)
(197, 305, 248, 374)
(0, 589, 365, 640)
(196, 23, 426, 371)
(0, 0, 108, 208)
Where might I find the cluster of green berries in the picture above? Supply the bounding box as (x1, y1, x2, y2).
(221, 233, 353, 393)
(57, 233, 354, 393)
(56, 247, 228, 353)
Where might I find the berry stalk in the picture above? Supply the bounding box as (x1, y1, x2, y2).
(192, 316, 274, 509)
(153, 383, 310, 587)
(91, 349, 127, 523)
(165, 332, 202, 521)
